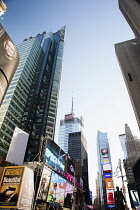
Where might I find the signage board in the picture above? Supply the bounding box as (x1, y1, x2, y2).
(0, 24, 19, 105)
(101, 149, 108, 155)
(103, 164, 111, 172)
(64, 182, 73, 208)
(47, 171, 66, 206)
(105, 178, 114, 189)
(0, 166, 24, 208)
(45, 139, 65, 175)
(106, 189, 115, 205)
(104, 172, 112, 179)
(37, 166, 52, 201)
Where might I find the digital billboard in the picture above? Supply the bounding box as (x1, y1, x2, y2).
(105, 178, 114, 189)
(0, 166, 24, 208)
(104, 172, 112, 179)
(103, 163, 111, 172)
(47, 171, 66, 206)
(106, 189, 115, 205)
(64, 182, 73, 208)
(66, 156, 75, 177)
(37, 166, 52, 201)
(101, 149, 108, 155)
(0, 24, 19, 105)
(45, 139, 65, 176)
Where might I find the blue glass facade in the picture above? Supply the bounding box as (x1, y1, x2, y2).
(0, 26, 65, 161)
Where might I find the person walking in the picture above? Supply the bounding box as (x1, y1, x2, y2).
(114, 186, 126, 210)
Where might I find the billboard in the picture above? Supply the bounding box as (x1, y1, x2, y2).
(47, 171, 66, 206)
(18, 166, 34, 209)
(45, 139, 65, 175)
(64, 182, 73, 208)
(66, 157, 75, 177)
(104, 172, 112, 179)
(103, 157, 109, 164)
(0, 24, 19, 105)
(37, 166, 52, 201)
(105, 178, 114, 189)
(103, 163, 111, 172)
(6, 127, 29, 165)
(101, 149, 108, 155)
(0, 166, 24, 208)
(106, 189, 115, 205)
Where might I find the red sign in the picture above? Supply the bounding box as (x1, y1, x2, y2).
(107, 189, 115, 205)
(101, 149, 108, 155)
(65, 115, 73, 120)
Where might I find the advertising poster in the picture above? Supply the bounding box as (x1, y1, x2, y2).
(103, 157, 109, 164)
(103, 163, 111, 172)
(37, 166, 52, 201)
(0, 24, 19, 105)
(106, 189, 115, 205)
(18, 166, 34, 210)
(105, 178, 114, 189)
(47, 171, 66, 206)
(101, 149, 108, 155)
(67, 157, 75, 177)
(0, 166, 24, 208)
(104, 172, 112, 179)
(64, 182, 73, 208)
(45, 139, 65, 175)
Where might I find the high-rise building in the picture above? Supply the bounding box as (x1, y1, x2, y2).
(0, 1, 6, 17)
(0, 26, 65, 161)
(115, 0, 140, 129)
(119, 134, 128, 159)
(97, 131, 115, 210)
(58, 105, 84, 153)
(118, 0, 140, 37)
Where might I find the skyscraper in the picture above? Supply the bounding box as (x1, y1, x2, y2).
(115, 0, 140, 129)
(58, 104, 84, 153)
(97, 131, 114, 210)
(0, 26, 65, 161)
(118, 0, 140, 37)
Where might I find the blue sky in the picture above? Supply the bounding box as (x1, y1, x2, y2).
(1, 0, 139, 195)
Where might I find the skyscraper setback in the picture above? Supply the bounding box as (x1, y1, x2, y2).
(0, 26, 65, 161)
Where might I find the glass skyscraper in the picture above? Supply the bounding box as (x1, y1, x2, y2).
(58, 112, 84, 153)
(0, 26, 65, 161)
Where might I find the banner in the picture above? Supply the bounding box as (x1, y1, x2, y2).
(0, 24, 19, 105)
(37, 166, 52, 201)
(18, 166, 34, 209)
(0, 166, 24, 208)
(47, 171, 66, 206)
(64, 182, 73, 208)
(105, 178, 114, 189)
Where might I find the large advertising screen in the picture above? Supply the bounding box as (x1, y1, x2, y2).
(37, 166, 52, 201)
(105, 178, 114, 189)
(64, 182, 73, 208)
(0, 24, 19, 105)
(0, 166, 24, 208)
(45, 139, 65, 176)
(47, 171, 66, 206)
(106, 189, 115, 205)
(67, 157, 75, 177)
(18, 166, 34, 210)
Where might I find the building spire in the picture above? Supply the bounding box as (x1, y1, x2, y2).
(71, 92, 74, 115)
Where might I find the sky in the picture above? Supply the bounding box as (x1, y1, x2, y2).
(1, 0, 140, 195)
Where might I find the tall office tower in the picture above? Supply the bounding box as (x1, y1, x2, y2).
(97, 131, 115, 210)
(118, 0, 140, 37)
(115, 1, 140, 130)
(68, 131, 90, 203)
(120, 124, 140, 184)
(58, 107, 84, 153)
(0, 1, 6, 16)
(0, 26, 65, 161)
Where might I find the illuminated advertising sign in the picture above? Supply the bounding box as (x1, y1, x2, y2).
(0, 166, 24, 208)
(18, 167, 34, 209)
(106, 189, 115, 205)
(64, 182, 73, 208)
(103, 163, 111, 172)
(105, 178, 114, 189)
(104, 172, 112, 179)
(45, 139, 65, 175)
(101, 149, 108, 155)
(65, 114, 73, 121)
(103, 157, 109, 164)
(0, 24, 20, 105)
(37, 166, 52, 201)
(47, 171, 66, 206)
(67, 157, 75, 177)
